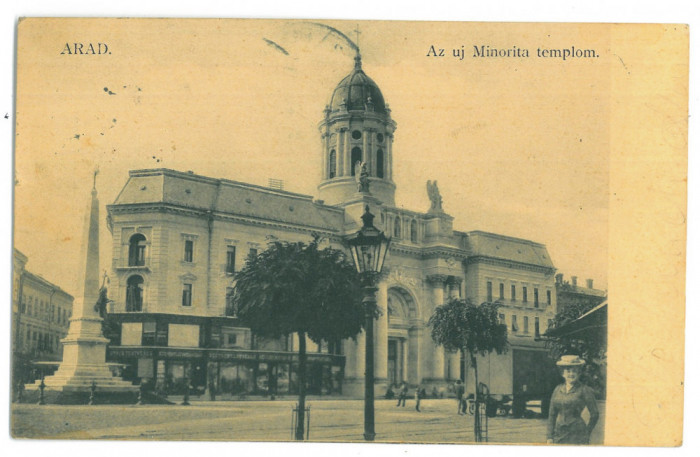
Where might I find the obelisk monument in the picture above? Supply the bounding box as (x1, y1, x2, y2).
(26, 170, 137, 402)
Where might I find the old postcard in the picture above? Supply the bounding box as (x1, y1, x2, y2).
(10, 18, 687, 447)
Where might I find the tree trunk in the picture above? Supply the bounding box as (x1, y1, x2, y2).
(295, 331, 307, 441)
(471, 353, 482, 442)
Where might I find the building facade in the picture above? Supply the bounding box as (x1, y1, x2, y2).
(12, 249, 74, 383)
(105, 54, 559, 400)
(555, 274, 607, 311)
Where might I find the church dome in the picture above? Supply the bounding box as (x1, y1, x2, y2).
(329, 55, 387, 115)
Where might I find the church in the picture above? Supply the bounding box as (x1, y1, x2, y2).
(104, 52, 559, 401)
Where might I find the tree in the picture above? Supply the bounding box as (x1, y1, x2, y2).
(429, 298, 508, 442)
(232, 236, 365, 440)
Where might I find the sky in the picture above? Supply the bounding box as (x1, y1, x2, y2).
(12, 19, 610, 296)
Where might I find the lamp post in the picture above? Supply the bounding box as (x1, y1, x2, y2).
(345, 205, 391, 442)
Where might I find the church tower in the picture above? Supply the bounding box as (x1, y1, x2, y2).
(317, 53, 397, 207)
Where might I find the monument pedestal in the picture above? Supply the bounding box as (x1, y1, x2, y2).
(24, 180, 137, 404)
(25, 312, 137, 403)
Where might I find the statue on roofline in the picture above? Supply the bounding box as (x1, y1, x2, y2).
(427, 180, 443, 213)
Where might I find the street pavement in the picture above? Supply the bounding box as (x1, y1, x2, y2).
(11, 397, 604, 445)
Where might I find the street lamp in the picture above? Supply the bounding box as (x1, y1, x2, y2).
(344, 204, 391, 442)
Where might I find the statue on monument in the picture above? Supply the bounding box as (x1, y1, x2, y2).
(355, 160, 370, 193)
(94, 270, 111, 319)
(426, 180, 443, 212)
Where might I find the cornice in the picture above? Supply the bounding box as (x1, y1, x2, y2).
(107, 203, 341, 237)
(464, 255, 556, 275)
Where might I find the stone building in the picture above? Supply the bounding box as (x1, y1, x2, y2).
(104, 54, 559, 400)
(12, 248, 74, 380)
(555, 274, 607, 313)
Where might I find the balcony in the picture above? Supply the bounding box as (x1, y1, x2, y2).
(115, 261, 151, 273)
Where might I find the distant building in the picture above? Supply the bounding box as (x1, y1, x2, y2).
(103, 54, 560, 400)
(554, 274, 606, 319)
(12, 248, 74, 376)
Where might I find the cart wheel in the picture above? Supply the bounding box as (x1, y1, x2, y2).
(468, 402, 476, 415)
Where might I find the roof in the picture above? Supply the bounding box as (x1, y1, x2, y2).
(545, 301, 608, 338)
(329, 55, 387, 115)
(464, 231, 555, 269)
(22, 270, 74, 299)
(110, 169, 345, 232)
(556, 283, 607, 298)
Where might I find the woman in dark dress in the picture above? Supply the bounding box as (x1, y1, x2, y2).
(546, 355, 600, 445)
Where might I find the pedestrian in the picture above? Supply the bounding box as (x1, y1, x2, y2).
(546, 355, 600, 445)
(396, 381, 408, 407)
(455, 380, 466, 415)
(415, 385, 423, 412)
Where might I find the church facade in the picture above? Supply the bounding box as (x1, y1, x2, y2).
(105, 54, 559, 400)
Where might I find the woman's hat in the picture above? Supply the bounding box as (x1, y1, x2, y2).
(556, 355, 586, 367)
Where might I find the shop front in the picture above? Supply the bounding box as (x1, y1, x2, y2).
(107, 347, 344, 397)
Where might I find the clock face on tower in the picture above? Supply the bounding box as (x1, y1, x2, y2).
(352, 130, 362, 140)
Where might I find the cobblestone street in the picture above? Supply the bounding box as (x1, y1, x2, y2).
(11, 398, 604, 445)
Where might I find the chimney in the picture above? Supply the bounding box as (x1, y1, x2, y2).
(555, 273, 563, 285)
(586, 279, 593, 289)
(571, 276, 578, 287)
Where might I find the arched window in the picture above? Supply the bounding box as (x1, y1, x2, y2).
(376, 148, 384, 178)
(394, 217, 401, 238)
(128, 233, 147, 266)
(126, 275, 144, 312)
(410, 220, 418, 243)
(328, 149, 337, 178)
(351, 147, 362, 175)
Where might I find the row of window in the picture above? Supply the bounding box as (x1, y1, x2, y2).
(125, 278, 233, 312)
(19, 296, 70, 325)
(498, 314, 552, 338)
(343, 130, 385, 143)
(381, 214, 419, 243)
(127, 234, 259, 271)
(125, 276, 193, 311)
(486, 281, 551, 307)
(328, 147, 386, 179)
(17, 324, 63, 353)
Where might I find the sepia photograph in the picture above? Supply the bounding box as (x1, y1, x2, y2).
(6, 11, 688, 451)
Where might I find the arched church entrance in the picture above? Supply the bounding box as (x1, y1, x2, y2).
(387, 287, 419, 386)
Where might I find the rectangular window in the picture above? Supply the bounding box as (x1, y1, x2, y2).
(249, 248, 258, 259)
(156, 321, 169, 346)
(142, 321, 156, 346)
(184, 240, 194, 263)
(498, 313, 506, 325)
(511, 315, 518, 332)
(547, 290, 552, 306)
(486, 281, 493, 302)
(499, 283, 504, 300)
(522, 286, 528, 303)
(534, 288, 539, 308)
(523, 316, 529, 333)
(182, 283, 193, 307)
(511, 285, 516, 301)
(535, 317, 541, 338)
(226, 245, 236, 274)
(221, 327, 243, 348)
